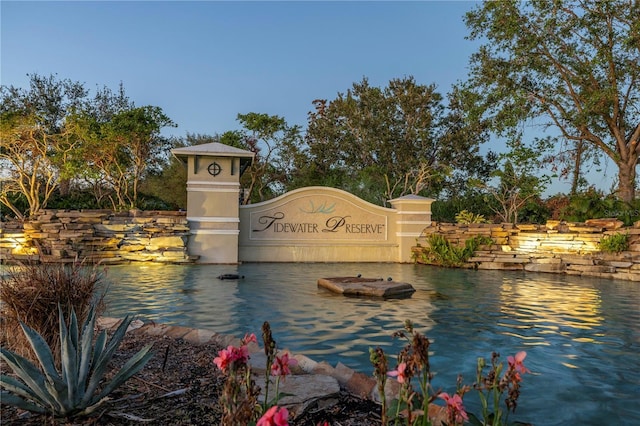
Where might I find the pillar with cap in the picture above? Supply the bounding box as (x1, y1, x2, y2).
(172, 142, 254, 263)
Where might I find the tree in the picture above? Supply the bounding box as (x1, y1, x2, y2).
(303, 77, 491, 205)
(106, 106, 175, 207)
(463, 0, 640, 202)
(68, 106, 175, 210)
(222, 113, 302, 204)
(140, 133, 218, 210)
(0, 74, 87, 218)
(543, 133, 597, 195)
(476, 142, 550, 223)
(1, 73, 178, 214)
(0, 114, 57, 219)
(63, 84, 135, 207)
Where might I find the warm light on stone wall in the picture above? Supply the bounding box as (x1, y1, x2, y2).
(415, 220, 640, 281)
(0, 210, 193, 264)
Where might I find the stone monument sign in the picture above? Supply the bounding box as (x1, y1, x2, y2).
(173, 143, 434, 264)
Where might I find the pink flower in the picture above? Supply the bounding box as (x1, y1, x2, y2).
(512, 371, 523, 383)
(439, 392, 469, 424)
(271, 353, 297, 378)
(213, 344, 250, 372)
(387, 362, 408, 383)
(213, 347, 233, 372)
(234, 344, 250, 364)
(507, 351, 531, 374)
(257, 405, 289, 426)
(243, 333, 257, 345)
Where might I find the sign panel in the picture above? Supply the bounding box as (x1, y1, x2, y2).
(249, 194, 387, 241)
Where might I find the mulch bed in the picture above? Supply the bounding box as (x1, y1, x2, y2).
(1, 331, 382, 425)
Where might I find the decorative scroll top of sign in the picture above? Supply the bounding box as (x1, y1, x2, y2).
(250, 195, 387, 241)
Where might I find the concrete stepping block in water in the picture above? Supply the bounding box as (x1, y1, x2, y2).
(317, 276, 416, 298)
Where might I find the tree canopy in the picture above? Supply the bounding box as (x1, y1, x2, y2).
(477, 141, 551, 223)
(221, 113, 302, 204)
(1, 75, 87, 218)
(462, 0, 640, 202)
(302, 77, 492, 205)
(1, 74, 176, 217)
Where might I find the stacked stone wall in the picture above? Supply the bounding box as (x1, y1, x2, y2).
(4, 211, 640, 281)
(414, 219, 640, 282)
(0, 210, 196, 264)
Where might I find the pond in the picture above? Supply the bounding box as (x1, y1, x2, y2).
(102, 263, 640, 425)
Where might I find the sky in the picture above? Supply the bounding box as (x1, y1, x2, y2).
(1, 0, 480, 134)
(0, 0, 615, 194)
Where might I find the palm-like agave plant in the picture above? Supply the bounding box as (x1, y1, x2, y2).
(0, 304, 153, 419)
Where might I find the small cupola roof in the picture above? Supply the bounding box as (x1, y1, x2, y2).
(172, 142, 255, 159)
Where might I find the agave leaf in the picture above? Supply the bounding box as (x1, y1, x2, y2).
(43, 378, 68, 415)
(83, 315, 133, 404)
(92, 329, 107, 369)
(59, 306, 79, 407)
(82, 327, 108, 405)
(77, 306, 97, 405)
(94, 316, 132, 371)
(79, 395, 111, 417)
(67, 305, 80, 355)
(94, 344, 154, 403)
(0, 348, 53, 408)
(18, 322, 63, 387)
(1, 374, 45, 405)
(0, 391, 48, 414)
(60, 334, 77, 406)
(101, 315, 133, 361)
(3, 304, 152, 421)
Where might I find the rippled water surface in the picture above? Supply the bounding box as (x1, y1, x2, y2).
(103, 263, 640, 425)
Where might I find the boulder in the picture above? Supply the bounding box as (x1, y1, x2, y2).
(585, 218, 624, 229)
(254, 374, 340, 419)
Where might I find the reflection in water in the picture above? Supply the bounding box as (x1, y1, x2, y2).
(102, 264, 640, 425)
(499, 278, 605, 347)
(507, 277, 604, 324)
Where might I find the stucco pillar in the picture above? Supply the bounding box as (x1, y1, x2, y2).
(389, 195, 434, 263)
(172, 143, 254, 264)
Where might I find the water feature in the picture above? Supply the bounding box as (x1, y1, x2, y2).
(102, 263, 640, 425)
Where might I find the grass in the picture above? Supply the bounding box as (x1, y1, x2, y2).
(0, 259, 106, 364)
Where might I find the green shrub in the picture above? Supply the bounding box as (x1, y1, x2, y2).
(560, 188, 640, 225)
(418, 234, 493, 267)
(544, 194, 571, 220)
(47, 190, 109, 210)
(432, 192, 497, 223)
(518, 198, 551, 224)
(599, 233, 630, 253)
(455, 210, 489, 224)
(136, 193, 179, 211)
(0, 305, 153, 420)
